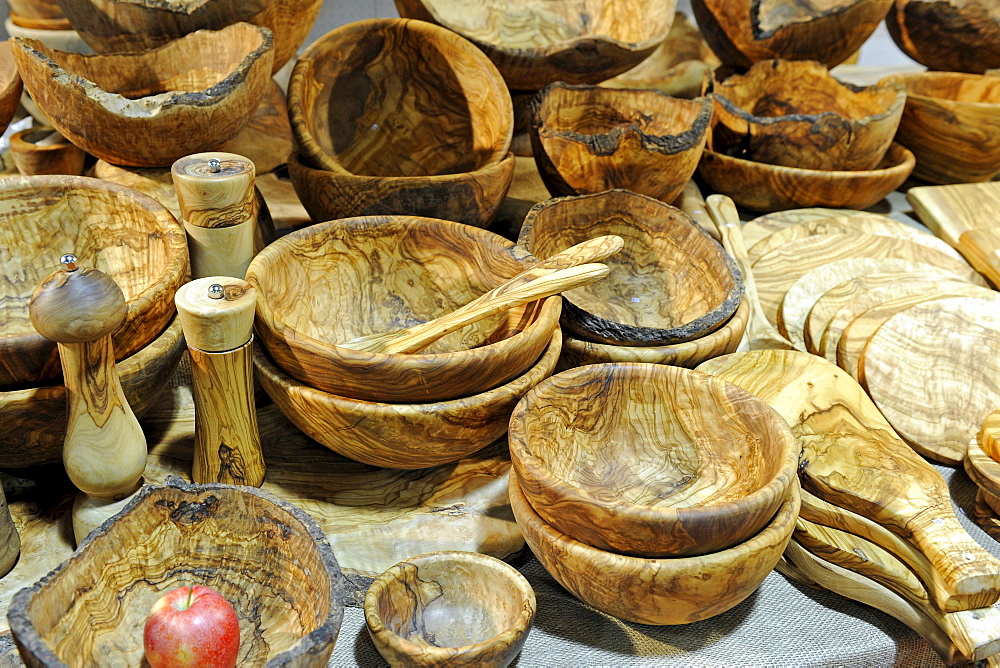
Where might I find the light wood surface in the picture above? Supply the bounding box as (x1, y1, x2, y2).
(964, 436, 1000, 510)
(885, 0, 1000, 74)
(175, 277, 256, 354)
(742, 208, 890, 250)
(8, 127, 85, 177)
(981, 409, 1000, 464)
(835, 295, 932, 382)
(908, 182, 1000, 247)
(0, 42, 22, 138)
(219, 78, 293, 174)
(672, 179, 719, 241)
(958, 228, 1000, 290)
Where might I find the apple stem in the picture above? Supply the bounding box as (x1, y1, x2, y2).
(185, 584, 193, 609)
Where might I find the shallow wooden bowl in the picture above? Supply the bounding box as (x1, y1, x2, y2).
(287, 150, 515, 229)
(691, 0, 894, 68)
(12, 22, 274, 167)
(878, 72, 1000, 184)
(254, 328, 561, 469)
(698, 142, 915, 213)
(519, 190, 742, 347)
(0, 42, 23, 137)
(711, 59, 905, 171)
(8, 476, 345, 666)
(246, 215, 560, 404)
(885, 0, 1000, 74)
(394, 0, 676, 91)
(288, 18, 512, 179)
(529, 85, 712, 203)
(509, 470, 799, 624)
(364, 551, 535, 667)
(0, 175, 188, 390)
(9, 126, 86, 176)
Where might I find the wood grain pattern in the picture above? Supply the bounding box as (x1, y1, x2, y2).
(835, 296, 931, 382)
(958, 228, 1000, 290)
(908, 182, 1000, 248)
(174, 277, 255, 354)
(885, 0, 1000, 74)
(980, 409, 1000, 465)
(12, 23, 274, 168)
(0, 42, 22, 138)
(8, 127, 85, 177)
(672, 179, 719, 241)
(218, 78, 292, 175)
(364, 551, 535, 667)
(963, 435, 1000, 512)
(0, 486, 18, 580)
(742, 208, 889, 250)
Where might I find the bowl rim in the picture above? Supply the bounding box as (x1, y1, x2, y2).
(288, 148, 516, 184)
(701, 140, 916, 179)
(878, 71, 1000, 108)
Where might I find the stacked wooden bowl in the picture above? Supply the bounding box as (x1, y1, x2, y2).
(964, 411, 1000, 540)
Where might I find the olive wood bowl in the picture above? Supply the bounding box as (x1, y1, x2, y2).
(288, 18, 512, 178)
(287, 150, 516, 229)
(518, 190, 742, 347)
(246, 215, 560, 404)
(9, 0, 65, 25)
(697, 142, 916, 213)
(393, 0, 677, 91)
(885, 0, 1000, 74)
(509, 470, 800, 624)
(711, 59, 905, 172)
(878, 72, 1000, 184)
(0, 175, 188, 390)
(9, 126, 87, 176)
(253, 328, 561, 469)
(8, 476, 345, 666)
(364, 551, 535, 667)
(12, 22, 274, 167)
(690, 0, 894, 68)
(530, 84, 712, 203)
(0, 42, 23, 137)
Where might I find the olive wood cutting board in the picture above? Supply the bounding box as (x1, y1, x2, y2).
(742, 208, 890, 250)
(696, 349, 1000, 612)
(908, 182, 1000, 248)
(957, 227, 1000, 290)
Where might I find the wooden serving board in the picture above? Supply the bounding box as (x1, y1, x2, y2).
(742, 208, 888, 250)
(958, 227, 1000, 289)
(908, 182, 1000, 248)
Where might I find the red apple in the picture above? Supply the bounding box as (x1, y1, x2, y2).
(143, 585, 241, 668)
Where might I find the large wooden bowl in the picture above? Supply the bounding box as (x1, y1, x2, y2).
(878, 72, 1000, 184)
(288, 18, 512, 178)
(885, 0, 1000, 74)
(0, 175, 188, 390)
(246, 215, 560, 404)
(509, 470, 799, 624)
(364, 551, 535, 667)
(12, 22, 274, 167)
(519, 190, 742, 347)
(711, 59, 905, 171)
(0, 42, 23, 137)
(691, 0, 894, 68)
(254, 328, 561, 469)
(8, 476, 345, 666)
(393, 0, 676, 91)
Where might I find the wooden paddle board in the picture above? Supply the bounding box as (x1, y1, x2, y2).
(742, 208, 888, 250)
(958, 227, 1000, 289)
(908, 182, 1000, 247)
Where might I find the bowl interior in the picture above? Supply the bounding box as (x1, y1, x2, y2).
(537, 84, 707, 138)
(891, 72, 1000, 104)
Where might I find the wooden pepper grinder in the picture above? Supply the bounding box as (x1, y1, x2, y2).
(28, 254, 146, 544)
(175, 276, 264, 487)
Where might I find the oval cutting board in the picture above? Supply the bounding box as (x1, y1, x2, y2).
(742, 208, 883, 250)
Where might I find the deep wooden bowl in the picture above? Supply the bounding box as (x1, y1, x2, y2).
(0, 42, 23, 137)
(509, 470, 799, 624)
(287, 150, 516, 229)
(288, 18, 512, 178)
(711, 59, 905, 171)
(530, 85, 711, 203)
(246, 215, 560, 404)
(254, 328, 561, 469)
(690, 0, 894, 68)
(518, 190, 742, 347)
(364, 551, 535, 667)
(9, 126, 86, 176)
(8, 476, 345, 666)
(885, 0, 1000, 74)
(394, 0, 676, 91)
(698, 142, 915, 213)
(0, 175, 188, 390)
(878, 72, 1000, 184)
(12, 22, 274, 167)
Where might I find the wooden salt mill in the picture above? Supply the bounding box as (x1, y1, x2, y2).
(28, 254, 146, 544)
(175, 276, 264, 487)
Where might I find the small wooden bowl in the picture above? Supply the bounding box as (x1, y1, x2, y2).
(885, 0, 1000, 74)
(0, 175, 188, 390)
(529, 85, 711, 203)
(0, 42, 23, 137)
(287, 151, 516, 229)
(711, 60, 905, 172)
(509, 470, 799, 624)
(364, 551, 535, 667)
(289, 18, 512, 178)
(9, 126, 86, 176)
(12, 22, 274, 167)
(878, 72, 1000, 184)
(8, 476, 345, 666)
(690, 0, 894, 68)
(519, 190, 742, 347)
(394, 0, 677, 91)
(697, 142, 915, 213)
(253, 329, 561, 469)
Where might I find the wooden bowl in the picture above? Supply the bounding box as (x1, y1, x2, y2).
(12, 22, 274, 167)
(0, 42, 23, 137)
(246, 215, 561, 404)
(690, 0, 894, 68)
(287, 150, 516, 229)
(509, 470, 799, 624)
(529, 85, 712, 203)
(878, 72, 1000, 184)
(288, 18, 512, 178)
(697, 142, 915, 213)
(885, 0, 1000, 74)
(364, 551, 535, 667)
(393, 0, 677, 91)
(9, 126, 86, 176)
(518, 190, 742, 347)
(8, 476, 345, 666)
(711, 60, 905, 171)
(253, 328, 561, 469)
(0, 175, 188, 390)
